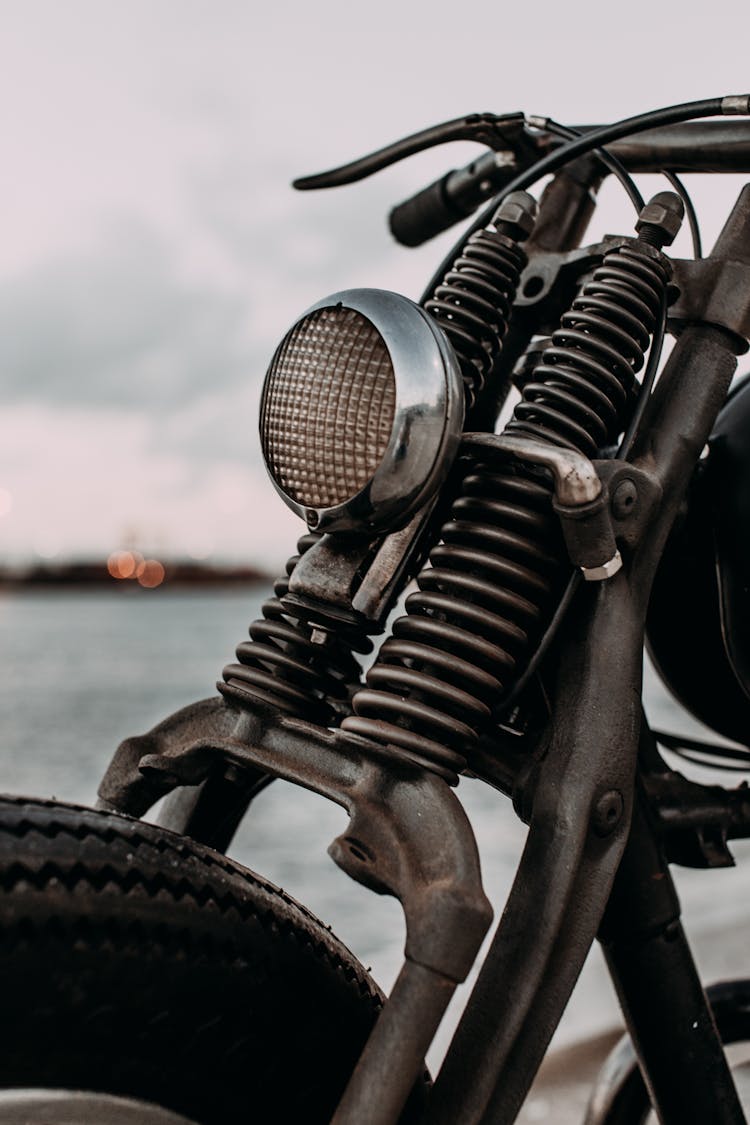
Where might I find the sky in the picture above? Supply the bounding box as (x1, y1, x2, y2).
(1, 1, 749, 569)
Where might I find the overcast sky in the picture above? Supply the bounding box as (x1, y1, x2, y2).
(1, 0, 749, 568)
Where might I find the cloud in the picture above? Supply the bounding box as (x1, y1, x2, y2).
(0, 219, 257, 412)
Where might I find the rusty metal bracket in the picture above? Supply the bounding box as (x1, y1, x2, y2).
(97, 697, 493, 1125)
(462, 432, 602, 505)
(512, 237, 629, 332)
(551, 460, 662, 579)
(594, 462, 663, 553)
(643, 761, 750, 869)
(513, 245, 750, 356)
(462, 434, 637, 580)
(669, 257, 750, 352)
(283, 499, 439, 636)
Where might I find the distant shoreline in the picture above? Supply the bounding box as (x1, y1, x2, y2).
(0, 560, 273, 591)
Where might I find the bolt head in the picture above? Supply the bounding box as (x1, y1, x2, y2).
(593, 790, 624, 837)
(612, 479, 638, 520)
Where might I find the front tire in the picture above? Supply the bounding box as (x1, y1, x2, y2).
(0, 795, 387, 1124)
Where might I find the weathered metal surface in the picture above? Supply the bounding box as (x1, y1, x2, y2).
(461, 433, 603, 506)
(427, 571, 643, 1124)
(584, 979, 750, 1124)
(89, 132, 750, 1125)
(98, 698, 493, 1125)
(599, 784, 746, 1124)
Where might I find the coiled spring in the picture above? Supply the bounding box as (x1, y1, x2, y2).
(425, 201, 534, 409)
(220, 532, 371, 726)
(507, 243, 666, 453)
(219, 193, 536, 730)
(343, 213, 676, 783)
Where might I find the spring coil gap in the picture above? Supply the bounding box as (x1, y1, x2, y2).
(343, 238, 672, 783)
(220, 532, 371, 726)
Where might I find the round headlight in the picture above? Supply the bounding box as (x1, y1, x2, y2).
(259, 289, 464, 534)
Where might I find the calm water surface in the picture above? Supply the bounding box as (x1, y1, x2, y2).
(1, 587, 748, 1065)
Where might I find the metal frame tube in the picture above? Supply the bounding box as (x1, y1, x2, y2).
(599, 783, 745, 1124)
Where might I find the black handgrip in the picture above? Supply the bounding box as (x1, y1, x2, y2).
(389, 151, 519, 247)
(389, 173, 463, 247)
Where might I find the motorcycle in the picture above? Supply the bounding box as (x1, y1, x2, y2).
(2, 92, 750, 1124)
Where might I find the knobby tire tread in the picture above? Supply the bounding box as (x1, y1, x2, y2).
(0, 794, 396, 1124)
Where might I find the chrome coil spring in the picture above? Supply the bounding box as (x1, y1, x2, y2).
(220, 532, 371, 726)
(424, 192, 537, 408)
(343, 224, 675, 783)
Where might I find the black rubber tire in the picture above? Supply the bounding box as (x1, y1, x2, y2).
(0, 795, 392, 1124)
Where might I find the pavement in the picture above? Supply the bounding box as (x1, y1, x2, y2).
(519, 1029, 623, 1124)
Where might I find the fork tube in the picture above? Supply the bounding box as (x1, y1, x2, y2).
(599, 780, 746, 1124)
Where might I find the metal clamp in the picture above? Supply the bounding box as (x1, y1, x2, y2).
(461, 433, 621, 580)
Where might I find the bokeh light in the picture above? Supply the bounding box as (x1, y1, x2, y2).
(107, 550, 144, 579)
(107, 550, 165, 587)
(137, 559, 165, 588)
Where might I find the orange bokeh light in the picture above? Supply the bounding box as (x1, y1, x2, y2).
(137, 559, 165, 588)
(107, 550, 146, 580)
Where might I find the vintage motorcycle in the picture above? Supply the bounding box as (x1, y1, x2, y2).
(2, 93, 750, 1124)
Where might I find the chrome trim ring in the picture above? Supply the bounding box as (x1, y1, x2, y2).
(259, 288, 464, 534)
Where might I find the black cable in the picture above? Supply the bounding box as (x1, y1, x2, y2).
(496, 569, 582, 717)
(420, 95, 734, 304)
(538, 125, 704, 262)
(543, 118, 644, 213)
(655, 729, 750, 771)
(664, 171, 703, 258)
(617, 286, 668, 460)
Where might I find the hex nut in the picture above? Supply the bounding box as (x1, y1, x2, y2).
(635, 192, 684, 246)
(581, 551, 623, 582)
(494, 191, 538, 239)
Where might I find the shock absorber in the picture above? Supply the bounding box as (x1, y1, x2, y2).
(424, 192, 537, 410)
(342, 193, 683, 783)
(220, 532, 372, 726)
(220, 191, 538, 729)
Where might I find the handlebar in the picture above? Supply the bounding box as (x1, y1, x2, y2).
(388, 151, 519, 247)
(391, 120, 750, 246)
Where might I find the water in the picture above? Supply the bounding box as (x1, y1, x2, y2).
(1, 587, 748, 1069)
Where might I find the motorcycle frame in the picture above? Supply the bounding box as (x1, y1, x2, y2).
(98, 138, 750, 1124)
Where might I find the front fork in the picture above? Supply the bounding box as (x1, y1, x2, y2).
(98, 187, 750, 1123)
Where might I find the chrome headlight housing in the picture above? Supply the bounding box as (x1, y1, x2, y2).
(259, 289, 464, 535)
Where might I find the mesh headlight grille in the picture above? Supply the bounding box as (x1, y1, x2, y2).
(260, 306, 396, 509)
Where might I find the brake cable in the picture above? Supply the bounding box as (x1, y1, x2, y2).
(419, 95, 746, 303)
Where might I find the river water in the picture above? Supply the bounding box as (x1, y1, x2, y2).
(1, 587, 748, 1069)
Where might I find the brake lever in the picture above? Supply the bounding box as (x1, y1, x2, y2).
(292, 111, 531, 190)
